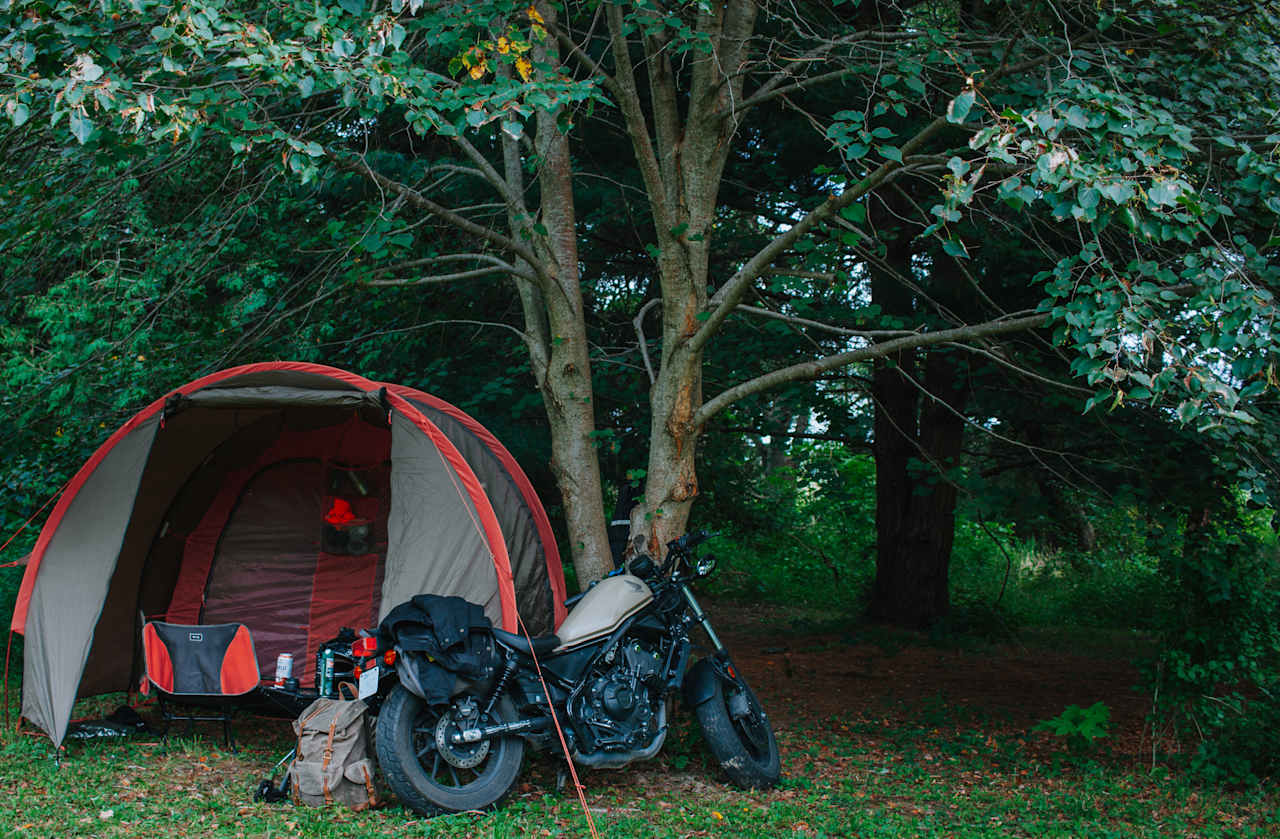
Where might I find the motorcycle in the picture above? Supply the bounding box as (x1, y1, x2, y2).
(350, 530, 780, 815)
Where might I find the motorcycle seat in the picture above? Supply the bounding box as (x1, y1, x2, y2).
(490, 627, 560, 658)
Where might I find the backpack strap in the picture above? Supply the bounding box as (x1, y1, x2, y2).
(361, 763, 377, 807)
(321, 716, 337, 806)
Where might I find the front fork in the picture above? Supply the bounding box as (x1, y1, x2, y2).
(680, 584, 753, 714)
(681, 584, 726, 652)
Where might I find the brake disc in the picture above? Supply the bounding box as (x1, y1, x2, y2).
(434, 710, 491, 769)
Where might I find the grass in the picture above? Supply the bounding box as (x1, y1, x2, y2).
(1, 656, 1277, 838)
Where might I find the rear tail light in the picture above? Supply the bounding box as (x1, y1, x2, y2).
(351, 636, 377, 657)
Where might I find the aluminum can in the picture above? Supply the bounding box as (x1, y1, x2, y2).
(274, 653, 293, 687)
(321, 648, 335, 697)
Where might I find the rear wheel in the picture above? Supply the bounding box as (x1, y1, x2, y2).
(375, 685, 524, 815)
(694, 670, 780, 789)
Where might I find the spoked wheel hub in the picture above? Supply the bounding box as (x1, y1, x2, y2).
(433, 704, 491, 769)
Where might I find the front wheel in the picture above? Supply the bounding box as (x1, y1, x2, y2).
(694, 670, 780, 789)
(375, 685, 525, 815)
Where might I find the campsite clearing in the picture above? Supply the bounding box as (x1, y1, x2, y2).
(1, 602, 1275, 838)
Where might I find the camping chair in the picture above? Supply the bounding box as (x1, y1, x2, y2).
(141, 620, 260, 750)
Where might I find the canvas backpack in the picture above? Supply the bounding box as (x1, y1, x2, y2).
(289, 690, 379, 810)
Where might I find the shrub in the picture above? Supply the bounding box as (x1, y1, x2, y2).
(1035, 701, 1112, 753)
(1148, 520, 1280, 784)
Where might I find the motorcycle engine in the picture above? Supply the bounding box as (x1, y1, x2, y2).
(573, 640, 664, 756)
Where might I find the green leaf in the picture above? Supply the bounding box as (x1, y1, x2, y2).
(839, 203, 866, 224)
(879, 145, 903, 163)
(7, 101, 29, 127)
(1064, 105, 1090, 129)
(69, 111, 93, 144)
(78, 58, 103, 82)
(332, 37, 355, 59)
(298, 76, 315, 98)
(946, 90, 976, 124)
(1148, 179, 1182, 206)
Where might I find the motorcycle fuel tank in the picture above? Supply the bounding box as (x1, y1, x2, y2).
(555, 574, 654, 651)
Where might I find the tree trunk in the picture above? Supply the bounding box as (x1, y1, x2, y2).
(869, 348, 969, 627)
(526, 3, 612, 585)
(867, 233, 970, 627)
(614, 1, 759, 563)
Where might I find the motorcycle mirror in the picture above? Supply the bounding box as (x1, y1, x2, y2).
(693, 552, 717, 578)
(628, 554, 657, 578)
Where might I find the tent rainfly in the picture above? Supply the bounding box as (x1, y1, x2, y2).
(9, 362, 566, 748)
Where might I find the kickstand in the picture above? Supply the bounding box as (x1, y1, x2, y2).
(555, 766, 568, 795)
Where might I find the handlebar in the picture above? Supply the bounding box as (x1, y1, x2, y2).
(660, 529, 720, 577)
(667, 529, 719, 554)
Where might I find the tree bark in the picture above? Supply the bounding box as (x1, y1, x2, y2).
(867, 234, 971, 627)
(869, 348, 970, 627)
(614, 0, 759, 560)
(526, 3, 612, 585)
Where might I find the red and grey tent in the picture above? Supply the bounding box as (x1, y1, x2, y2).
(9, 362, 566, 747)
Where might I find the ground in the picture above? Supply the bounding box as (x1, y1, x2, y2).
(0, 600, 1276, 837)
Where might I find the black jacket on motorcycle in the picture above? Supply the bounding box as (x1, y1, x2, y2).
(378, 595, 494, 704)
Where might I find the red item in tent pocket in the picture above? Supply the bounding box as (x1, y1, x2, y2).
(322, 498, 371, 555)
(325, 498, 356, 525)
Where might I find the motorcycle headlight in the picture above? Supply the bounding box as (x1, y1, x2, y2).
(693, 553, 717, 578)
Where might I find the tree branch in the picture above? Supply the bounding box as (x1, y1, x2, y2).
(329, 151, 549, 288)
(600, 6, 672, 230)
(694, 311, 1048, 426)
(690, 114, 950, 354)
(633, 297, 662, 386)
(452, 134, 526, 214)
(324, 318, 535, 353)
(364, 266, 509, 287)
(369, 252, 529, 280)
(942, 340, 1094, 396)
(736, 64, 861, 112)
(733, 304, 915, 339)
